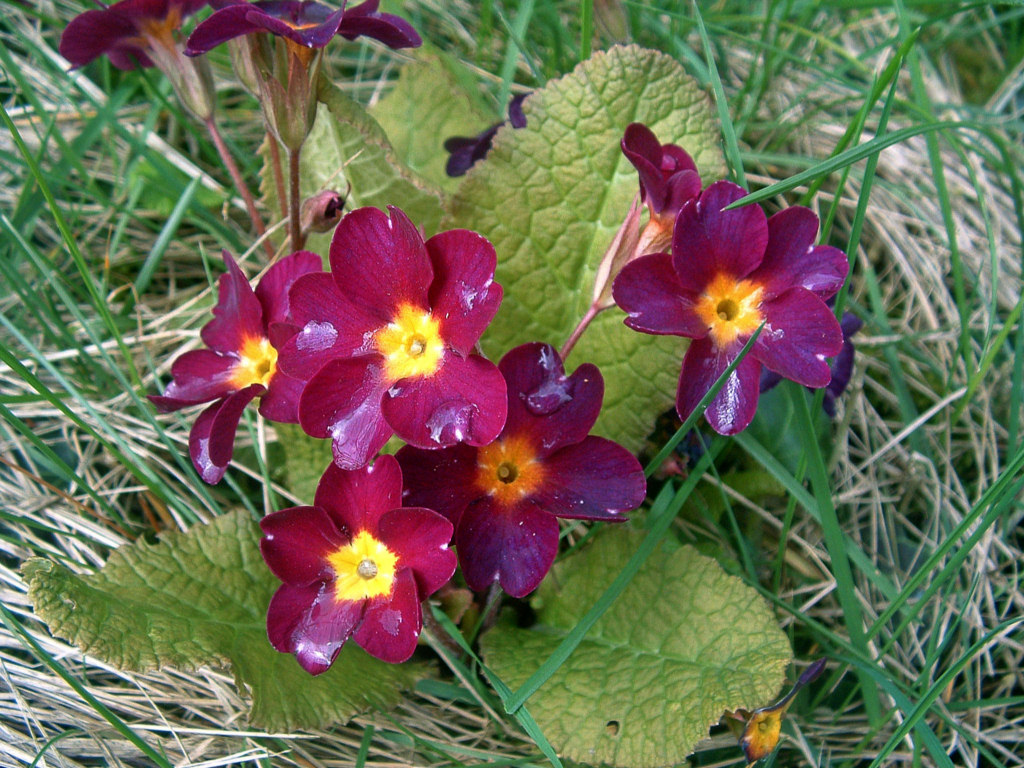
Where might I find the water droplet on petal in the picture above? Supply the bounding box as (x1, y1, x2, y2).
(524, 347, 573, 415)
(426, 400, 476, 445)
(379, 608, 402, 635)
(297, 320, 338, 352)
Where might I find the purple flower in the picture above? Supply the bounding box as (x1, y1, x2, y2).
(260, 455, 456, 672)
(185, 0, 420, 55)
(397, 343, 646, 598)
(621, 122, 701, 223)
(613, 180, 848, 435)
(150, 251, 321, 483)
(443, 93, 528, 178)
(60, 0, 209, 70)
(278, 206, 507, 470)
(761, 309, 862, 417)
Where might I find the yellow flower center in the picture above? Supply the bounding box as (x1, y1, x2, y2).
(327, 530, 398, 602)
(230, 336, 278, 389)
(374, 303, 445, 382)
(694, 273, 764, 347)
(475, 434, 546, 506)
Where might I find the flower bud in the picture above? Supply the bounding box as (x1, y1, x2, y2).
(301, 190, 347, 233)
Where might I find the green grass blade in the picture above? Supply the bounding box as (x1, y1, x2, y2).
(727, 119, 985, 208)
(691, 0, 746, 188)
(794, 390, 881, 724)
(506, 440, 725, 714)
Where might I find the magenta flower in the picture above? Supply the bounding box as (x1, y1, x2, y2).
(185, 0, 420, 55)
(60, 0, 209, 70)
(278, 205, 507, 470)
(150, 250, 321, 483)
(621, 122, 702, 225)
(613, 180, 848, 435)
(260, 455, 455, 672)
(397, 343, 646, 598)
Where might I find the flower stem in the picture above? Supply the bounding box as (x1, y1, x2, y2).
(560, 303, 603, 361)
(267, 133, 287, 221)
(204, 118, 274, 259)
(288, 146, 305, 252)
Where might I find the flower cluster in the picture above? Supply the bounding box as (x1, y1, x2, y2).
(130, 12, 851, 672)
(151, 200, 648, 669)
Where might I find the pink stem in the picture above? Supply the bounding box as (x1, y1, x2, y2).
(288, 147, 305, 252)
(560, 303, 603, 361)
(205, 118, 274, 259)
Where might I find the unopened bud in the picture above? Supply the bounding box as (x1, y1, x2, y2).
(591, 194, 643, 310)
(301, 190, 347, 233)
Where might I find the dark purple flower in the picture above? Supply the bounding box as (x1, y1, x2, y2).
(60, 0, 209, 70)
(260, 454, 456, 672)
(185, 0, 420, 55)
(278, 205, 507, 470)
(443, 93, 528, 178)
(397, 343, 646, 598)
(613, 180, 848, 435)
(621, 122, 701, 221)
(760, 309, 861, 417)
(150, 250, 321, 483)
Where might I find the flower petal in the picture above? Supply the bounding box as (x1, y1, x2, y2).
(677, 336, 762, 435)
(185, 3, 257, 55)
(382, 353, 506, 449)
(533, 436, 645, 520)
(425, 228, 502, 355)
(255, 250, 322, 328)
(59, 7, 147, 69)
(672, 181, 768, 292)
(352, 569, 422, 663)
(299, 357, 392, 470)
(394, 443, 482, 525)
(499, 342, 603, 455)
(188, 384, 262, 483)
(260, 505, 347, 586)
(257, 369, 303, 423)
(254, 2, 345, 48)
(755, 288, 843, 388)
(201, 252, 265, 353)
(613, 252, 706, 338)
(266, 581, 363, 676)
(822, 320, 859, 417)
(377, 507, 456, 597)
(748, 207, 848, 300)
(338, 0, 422, 49)
(149, 349, 238, 411)
(278, 272, 375, 381)
(313, 454, 404, 535)
(456, 497, 559, 598)
(328, 206, 432, 326)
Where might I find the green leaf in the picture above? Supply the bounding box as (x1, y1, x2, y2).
(482, 528, 791, 768)
(262, 80, 444, 256)
(276, 422, 334, 503)
(370, 49, 495, 193)
(445, 45, 727, 453)
(23, 509, 425, 731)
